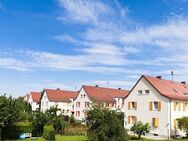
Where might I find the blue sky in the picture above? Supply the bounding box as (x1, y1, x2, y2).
(1, 0, 188, 97)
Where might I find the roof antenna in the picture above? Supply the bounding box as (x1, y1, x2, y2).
(107, 81, 109, 88)
(75, 86, 77, 91)
(171, 71, 174, 81)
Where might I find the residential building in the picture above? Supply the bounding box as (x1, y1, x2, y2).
(27, 92, 41, 111)
(124, 75, 188, 138)
(74, 85, 129, 120)
(40, 88, 77, 116)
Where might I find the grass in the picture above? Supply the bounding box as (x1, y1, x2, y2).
(56, 135, 87, 141)
(10, 135, 188, 141)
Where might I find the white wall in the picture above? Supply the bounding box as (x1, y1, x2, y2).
(124, 77, 170, 138)
(170, 99, 188, 137)
(40, 92, 74, 116)
(28, 94, 39, 111)
(74, 88, 91, 121)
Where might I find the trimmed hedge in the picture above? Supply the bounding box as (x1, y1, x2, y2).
(42, 125, 55, 140)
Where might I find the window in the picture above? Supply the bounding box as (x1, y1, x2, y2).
(128, 116, 137, 124)
(128, 101, 137, 110)
(153, 102, 159, 110)
(152, 118, 159, 128)
(76, 111, 80, 117)
(76, 102, 80, 107)
(174, 102, 181, 111)
(149, 101, 161, 111)
(145, 90, 150, 94)
(83, 94, 86, 98)
(62, 109, 65, 113)
(81, 95, 83, 98)
(138, 90, 142, 94)
(106, 103, 110, 107)
(85, 102, 90, 108)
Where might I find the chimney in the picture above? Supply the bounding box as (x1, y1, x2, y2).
(181, 81, 186, 84)
(95, 85, 99, 87)
(118, 88, 121, 90)
(156, 76, 162, 79)
(57, 88, 60, 91)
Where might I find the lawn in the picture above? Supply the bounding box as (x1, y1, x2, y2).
(14, 135, 188, 141)
(56, 135, 87, 141)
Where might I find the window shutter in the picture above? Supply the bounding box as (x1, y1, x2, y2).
(128, 116, 130, 124)
(178, 103, 181, 111)
(174, 102, 176, 111)
(174, 119, 177, 129)
(135, 102, 137, 110)
(158, 101, 161, 111)
(128, 102, 130, 110)
(152, 118, 159, 128)
(149, 101, 152, 111)
(134, 116, 138, 123)
(155, 118, 159, 127)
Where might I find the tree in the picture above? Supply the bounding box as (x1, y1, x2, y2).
(0, 95, 20, 139)
(85, 106, 128, 141)
(131, 121, 150, 140)
(177, 117, 188, 138)
(32, 110, 47, 137)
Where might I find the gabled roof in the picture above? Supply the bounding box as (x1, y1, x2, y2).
(82, 85, 129, 103)
(127, 75, 188, 101)
(144, 75, 188, 100)
(44, 89, 78, 102)
(30, 92, 41, 103)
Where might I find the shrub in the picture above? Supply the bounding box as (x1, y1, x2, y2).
(131, 121, 150, 140)
(177, 117, 188, 138)
(69, 115, 76, 125)
(16, 122, 32, 133)
(42, 125, 55, 140)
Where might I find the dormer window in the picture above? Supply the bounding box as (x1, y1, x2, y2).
(145, 90, 150, 94)
(138, 90, 142, 94)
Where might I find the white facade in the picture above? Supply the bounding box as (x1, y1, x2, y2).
(74, 87, 125, 121)
(28, 94, 39, 111)
(40, 92, 74, 116)
(74, 88, 91, 120)
(124, 77, 188, 138)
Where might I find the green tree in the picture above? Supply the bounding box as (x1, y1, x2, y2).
(85, 106, 128, 141)
(177, 117, 188, 138)
(131, 121, 150, 140)
(32, 110, 47, 136)
(0, 95, 20, 139)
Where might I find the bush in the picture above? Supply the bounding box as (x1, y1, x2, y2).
(16, 122, 32, 133)
(42, 125, 55, 140)
(2, 122, 32, 140)
(69, 115, 76, 125)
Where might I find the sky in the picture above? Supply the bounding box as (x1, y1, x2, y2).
(1, 0, 188, 97)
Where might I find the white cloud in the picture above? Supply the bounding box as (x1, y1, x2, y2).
(58, 0, 110, 24)
(54, 34, 79, 43)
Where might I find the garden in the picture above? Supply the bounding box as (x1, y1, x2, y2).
(1, 95, 188, 141)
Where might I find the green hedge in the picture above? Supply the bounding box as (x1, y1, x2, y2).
(42, 125, 55, 140)
(1, 122, 32, 140)
(16, 122, 32, 133)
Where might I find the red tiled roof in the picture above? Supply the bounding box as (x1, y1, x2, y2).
(45, 89, 78, 102)
(144, 75, 188, 100)
(31, 92, 41, 103)
(83, 85, 129, 103)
